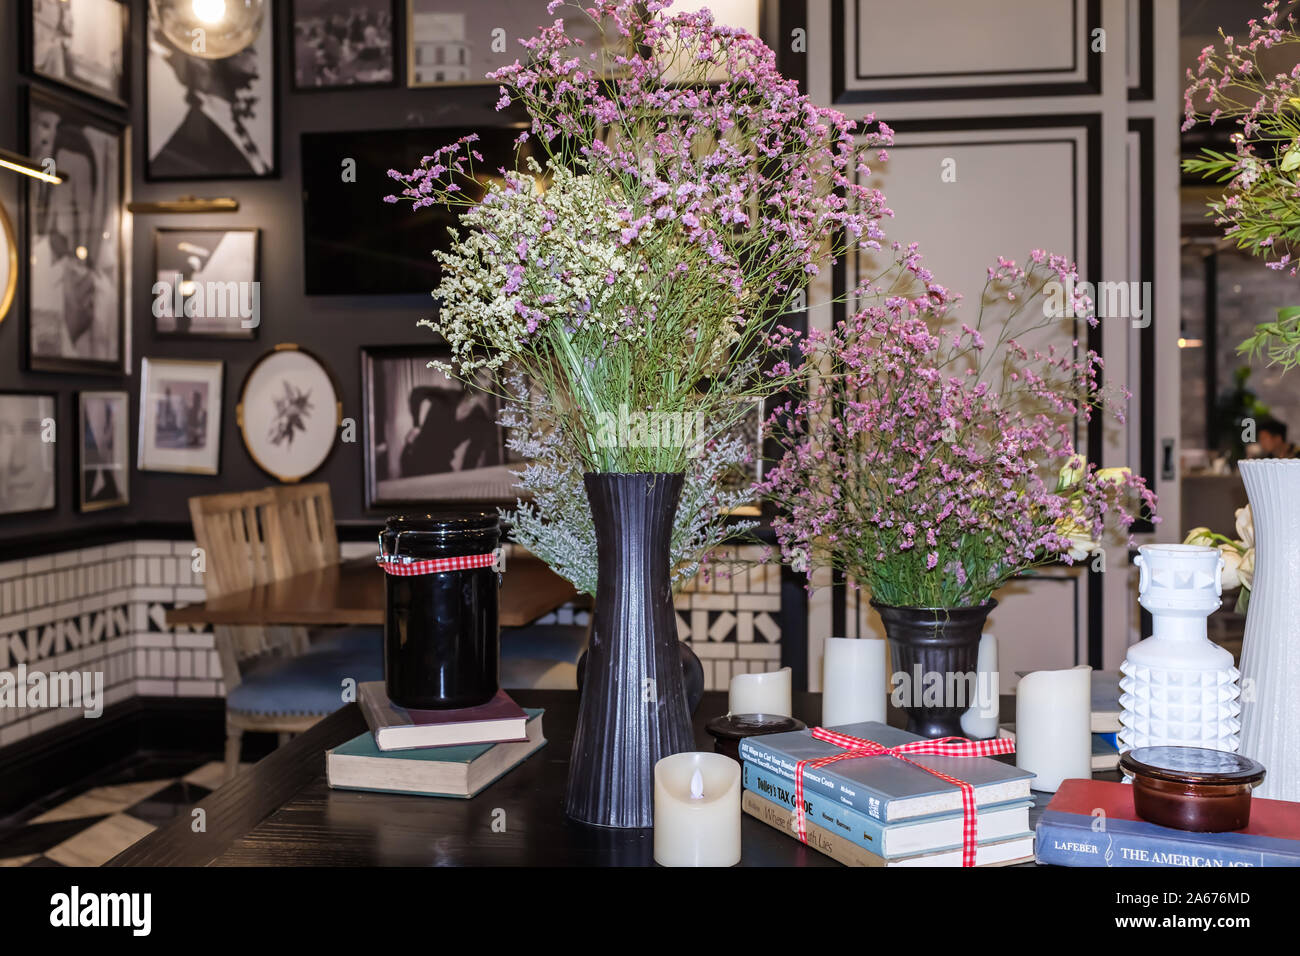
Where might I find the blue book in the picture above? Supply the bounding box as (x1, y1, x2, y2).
(1036, 779, 1300, 867)
(742, 762, 1033, 858)
(738, 720, 1034, 822)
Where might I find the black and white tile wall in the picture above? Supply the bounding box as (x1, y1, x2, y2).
(0, 541, 217, 748)
(0, 539, 787, 746)
(675, 545, 783, 691)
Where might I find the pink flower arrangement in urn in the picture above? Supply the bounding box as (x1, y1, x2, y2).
(763, 249, 1159, 737)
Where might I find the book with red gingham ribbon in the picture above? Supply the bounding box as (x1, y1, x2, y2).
(738, 721, 1034, 826)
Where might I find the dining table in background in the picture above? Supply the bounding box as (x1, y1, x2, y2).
(164, 554, 579, 630)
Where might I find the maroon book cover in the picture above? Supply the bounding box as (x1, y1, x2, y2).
(359, 682, 529, 750)
(1046, 778, 1300, 841)
(396, 688, 526, 726)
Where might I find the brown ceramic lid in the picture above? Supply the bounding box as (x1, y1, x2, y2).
(1119, 746, 1265, 786)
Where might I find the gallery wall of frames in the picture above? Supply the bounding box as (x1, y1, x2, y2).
(0, 0, 574, 544)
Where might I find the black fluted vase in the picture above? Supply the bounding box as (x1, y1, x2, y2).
(873, 600, 996, 739)
(575, 640, 706, 716)
(565, 472, 694, 828)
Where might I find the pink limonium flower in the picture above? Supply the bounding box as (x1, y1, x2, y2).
(760, 251, 1158, 609)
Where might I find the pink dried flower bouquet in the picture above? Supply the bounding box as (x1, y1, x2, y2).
(384, 0, 895, 473)
(762, 251, 1159, 609)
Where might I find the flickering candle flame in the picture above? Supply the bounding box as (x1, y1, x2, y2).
(689, 768, 704, 800)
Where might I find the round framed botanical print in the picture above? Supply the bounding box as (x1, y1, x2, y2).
(237, 344, 341, 483)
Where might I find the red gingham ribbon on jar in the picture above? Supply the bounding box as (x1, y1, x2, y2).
(793, 727, 1015, 867)
(376, 550, 503, 576)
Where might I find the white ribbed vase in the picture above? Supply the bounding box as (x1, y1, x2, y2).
(1238, 460, 1300, 801)
(1119, 545, 1240, 754)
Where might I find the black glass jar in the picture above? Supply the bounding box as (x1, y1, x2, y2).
(379, 514, 501, 710)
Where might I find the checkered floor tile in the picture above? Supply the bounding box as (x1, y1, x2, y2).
(0, 757, 248, 867)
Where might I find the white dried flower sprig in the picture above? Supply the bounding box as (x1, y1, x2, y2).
(497, 373, 758, 596)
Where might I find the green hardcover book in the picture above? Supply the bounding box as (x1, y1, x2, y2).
(327, 709, 545, 798)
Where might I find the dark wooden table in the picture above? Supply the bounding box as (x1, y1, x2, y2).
(109, 692, 1086, 867)
(165, 555, 577, 630)
(108, 691, 838, 866)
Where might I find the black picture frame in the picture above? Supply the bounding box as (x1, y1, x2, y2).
(76, 388, 130, 512)
(22, 86, 127, 376)
(152, 226, 261, 340)
(22, 0, 131, 109)
(290, 0, 400, 92)
(144, 2, 280, 181)
(360, 344, 508, 511)
(0, 390, 58, 518)
(404, 0, 624, 88)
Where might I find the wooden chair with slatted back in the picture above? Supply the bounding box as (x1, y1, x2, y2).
(188, 489, 317, 779)
(272, 482, 340, 574)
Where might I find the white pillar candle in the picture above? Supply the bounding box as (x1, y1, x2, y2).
(821, 637, 887, 728)
(653, 752, 742, 867)
(960, 633, 1000, 740)
(1015, 665, 1092, 792)
(728, 666, 791, 717)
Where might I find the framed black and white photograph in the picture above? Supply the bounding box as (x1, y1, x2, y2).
(292, 0, 397, 90)
(361, 345, 506, 509)
(138, 358, 224, 475)
(153, 227, 260, 339)
(25, 87, 126, 375)
(237, 345, 341, 483)
(0, 200, 16, 326)
(0, 392, 57, 518)
(26, 0, 129, 106)
(146, 2, 277, 179)
(78, 389, 129, 512)
(405, 0, 618, 87)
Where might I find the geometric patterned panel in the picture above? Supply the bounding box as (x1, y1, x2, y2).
(0, 541, 221, 752)
(675, 545, 784, 691)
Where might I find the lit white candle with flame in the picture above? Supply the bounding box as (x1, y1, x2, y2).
(728, 666, 792, 717)
(653, 752, 741, 867)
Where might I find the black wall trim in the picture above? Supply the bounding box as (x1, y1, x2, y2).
(831, 0, 1101, 103)
(0, 697, 228, 820)
(0, 518, 396, 563)
(1130, 117, 1157, 535)
(0, 522, 194, 563)
(1127, 0, 1155, 102)
(775, 0, 808, 93)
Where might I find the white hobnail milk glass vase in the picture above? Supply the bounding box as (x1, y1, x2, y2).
(1119, 544, 1240, 756)
(1238, 460, 1300, 801)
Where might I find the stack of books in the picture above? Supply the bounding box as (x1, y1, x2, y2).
(326, 682, 546, 798)
(740, 721, 1036, 866)
(1036, 779, 1300, 866)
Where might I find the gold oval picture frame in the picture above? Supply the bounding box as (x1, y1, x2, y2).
(236, 343, 342, 483)
(0, 199, 17, 324)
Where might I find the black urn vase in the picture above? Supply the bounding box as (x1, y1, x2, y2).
(872, 600, 996, 739)
(564, 473, 694, 828)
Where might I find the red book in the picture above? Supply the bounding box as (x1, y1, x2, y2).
(1037, 779, 1300, 866)
(358, 682, 528, 751)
